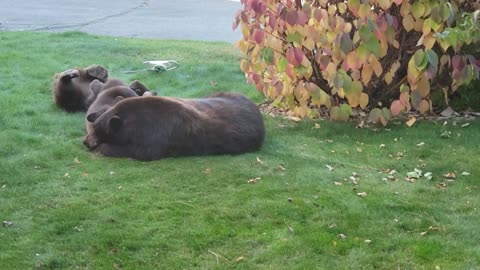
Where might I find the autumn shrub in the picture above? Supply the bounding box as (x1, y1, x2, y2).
(233, 0, 480, 124)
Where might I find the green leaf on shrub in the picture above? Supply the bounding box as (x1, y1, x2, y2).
(425, 49, 438, 67)
(287, 32, 303, 46)
(260, 47, 274, 64)
(412, 2, 425, 20)
(276, 56, 288, 72)
(414, 50, 428, 70)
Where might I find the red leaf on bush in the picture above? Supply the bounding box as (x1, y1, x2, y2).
(390, 100, 404, 116)
(252, 29, 265, 44)
(452, 55, 465, 72)
(268, 15, 277, 29)
(287, 47, 303, 67)
(286, 10, 298, 26)
(297, 10, 309, 26)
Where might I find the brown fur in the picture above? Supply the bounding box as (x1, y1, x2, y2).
(52, 65, 109, 112)
(53, 64, 153, 112)
(84, 92, 265, 161)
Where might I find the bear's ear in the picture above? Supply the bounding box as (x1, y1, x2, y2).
(87, 109, 107, 122)
(89, 79, 104, 95)
(109, 116, 123, 132)
(113, 96, 125, 104)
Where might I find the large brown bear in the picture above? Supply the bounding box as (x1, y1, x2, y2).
(83, 92, 265, 161)
(53, 65, 152, 112)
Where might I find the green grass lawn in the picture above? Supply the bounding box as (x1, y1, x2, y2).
(0, 31, 479, 269)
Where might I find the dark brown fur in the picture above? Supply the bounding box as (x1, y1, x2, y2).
(52, 65, 109, 112)
(84, 92, 265, 161)
(53, 64, 153, 112)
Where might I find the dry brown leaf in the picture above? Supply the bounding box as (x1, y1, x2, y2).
(443, 172, 456, 179)
(436, 182, 447, 189)
(313, 123, 321, 129)
(406, 116, 417, 127)
(278, 164, 286, 171)
(356, 120, 365, 129)
(248, 177, 261, 184)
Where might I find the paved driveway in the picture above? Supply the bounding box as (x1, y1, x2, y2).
(0, 0, 242, 43)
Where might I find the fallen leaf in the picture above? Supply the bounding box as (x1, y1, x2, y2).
(288, 116, 301, 122)
(443, 172, 456, 179)
(235, 256, 245, 262)
(326, 140, 334, 143)
(256, 156, 264, 164)
(389, 170, 397, 175)
(407, 168, 423, 179)
(81, 172, 88, 177)
(364, 239, 372, 244)
(356, 147, 363, 152)
(461, 171, 470, 176)
(461, 123, 470, 128)
(202, 168, 212, 174)
(313, 123, 321, 129)
(379, 144, 386, 148)
(287, 225, 294, 234)
(2, 221, 14, 227)
(356, 120, 365, 129)
(110, 171, 115, 176)
(416, 142, 425, 147)
(334, 181, 343, 186)
(2, 184, 6, 188)
(436, 182, 447, 189)
(210, 80, 218, 86)
(420, 231, 428, 236)
(440, 130, 452, 138)
(247, 177, 261, 184)
(337, 233, 347, 239)
(73, 157, 81, 164)
(278, 164, 286, 171)
(117, 185, 123, 190)
(113, 262, 122, 270)
(357, 192, 367, 197)
(406, 116, 416, 127)
(424, 172, 433, 180)
(440, 107, 455, 117)
(325, 164, 334, 171)
(287, 197, 293, 202)
(64, 173, 70, 178)
(394, 138, 398, 142)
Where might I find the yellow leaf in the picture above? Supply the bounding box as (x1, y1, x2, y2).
(416, 74, 430, 97)
(406, 116, 417, 127)
(360, 93, 369, 109)
(385, 72, 393, 84)
(414, 18, 424, 32)
(303, 37, 315, 51)
(422, 34, 436, 49)
(400, 2, 411, 17)
(402, 14, 415, 32)
(358, 4, 371, 17)
(418, 99, 430, 114)
(361, 64, 373, 85)
(370, 56, 383, 77)
(338, 2, 347, 14)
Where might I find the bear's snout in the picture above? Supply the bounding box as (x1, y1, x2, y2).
(83, 134, 99, 150)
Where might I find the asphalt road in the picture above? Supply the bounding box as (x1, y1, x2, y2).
(0, 0, 242, 43)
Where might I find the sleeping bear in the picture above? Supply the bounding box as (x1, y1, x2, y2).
(53, 65, 152, 112)
(83, 92, 265, 161)
(85, 79, 157, 134)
